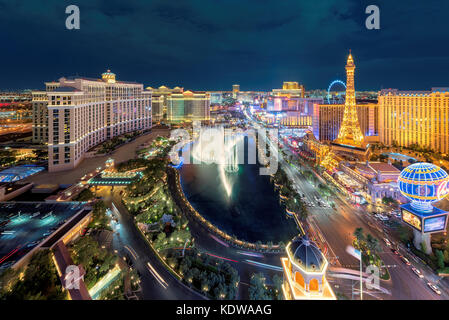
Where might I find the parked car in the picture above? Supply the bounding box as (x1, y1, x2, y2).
(427, 282, 442, 295)
(412, 267, 424, 278)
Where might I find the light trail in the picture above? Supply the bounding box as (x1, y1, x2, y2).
(209, 233, 229, 247)
(236, 250, 264, 258)
(0, 246, 20, 264)
(205, 252, 238, 263)
(124, 245, 138, 260)
(147, 262, 168, 289)
(243, 259, 283, 272)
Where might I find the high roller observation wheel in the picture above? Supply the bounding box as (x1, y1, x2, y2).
(327, 80, 346, 104)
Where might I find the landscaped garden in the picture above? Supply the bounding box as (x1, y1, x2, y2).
(0, 249, 66, 300)
(161, 248, 240, 300)
(353, 227, 390, 280)
(271, 166, 309, 220)
(248, 272, 283, 300)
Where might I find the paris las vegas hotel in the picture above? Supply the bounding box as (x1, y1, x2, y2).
(32, 71, 152, 172)
(311, 75, 449, 157)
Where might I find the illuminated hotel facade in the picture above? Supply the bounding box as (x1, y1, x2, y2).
(167, 91, 210, 122)
(32, 81, 60, 143)
(272, 81, 305, 98)
(146, 85, 183, 122)
(378, 88, 449, 153)
(232, 84, 240, 98)
(312, 103, 378, 141)
(33, 70, 152, 172)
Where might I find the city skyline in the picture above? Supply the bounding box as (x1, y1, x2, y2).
(1, 0, 449, 91)
(3, 0, 449, 306)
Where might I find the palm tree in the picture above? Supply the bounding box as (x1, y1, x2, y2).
(366, 234, 379, 255)
(353, 227, 365, 245)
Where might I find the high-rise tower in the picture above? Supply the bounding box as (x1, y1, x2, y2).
(334, 52, 364, 147)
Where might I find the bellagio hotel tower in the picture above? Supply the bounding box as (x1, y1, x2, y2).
(32, 70, 152, 172)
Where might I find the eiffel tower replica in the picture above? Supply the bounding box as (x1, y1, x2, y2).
(331, 51, 370, 160)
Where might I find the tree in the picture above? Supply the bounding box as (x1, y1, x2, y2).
(420, 241, 427, 254)
(353, 227, 365, 244)
(366, 234, 379, 255)
(0, 249, 65, 300)
(443, 249, 449, 264)
(278, 241, 286, 251)
(249, 273, 270, 300)
(75, 188, 94, 202)
(436, 250, 445, 269)
(272, 275, 283, 300)
(90, 200, 109, 228)
(382, 196, 395, 205)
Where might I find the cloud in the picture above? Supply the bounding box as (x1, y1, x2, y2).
(0, 0, 448, 90)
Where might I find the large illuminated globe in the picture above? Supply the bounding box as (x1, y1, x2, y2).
(398, 162, 449, 212)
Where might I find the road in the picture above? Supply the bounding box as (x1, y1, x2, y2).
(244, 109, 447, 300)
(103, 190, 205, 300)
(275, 131, 447, 300)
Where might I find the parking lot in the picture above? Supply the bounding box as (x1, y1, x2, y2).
(0, 202, 85, 270)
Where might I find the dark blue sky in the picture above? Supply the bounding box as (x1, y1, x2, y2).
(1, 0, 448, 91)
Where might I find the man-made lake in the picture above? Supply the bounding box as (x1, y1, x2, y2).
(178, 136, 299, 243)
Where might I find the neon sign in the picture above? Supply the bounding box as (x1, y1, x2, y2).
(437, 179, 449, 199)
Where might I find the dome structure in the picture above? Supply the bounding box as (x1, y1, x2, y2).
(101, 69, 116, 83)
(398, 162, 449, 212)
(287, 236, 325, 272)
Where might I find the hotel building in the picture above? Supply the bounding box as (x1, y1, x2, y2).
(146, 85, 183, 123)
(272, 81, 305, 98)
(32, 81, 60, 143)
(262, 98, 323, 127)
(232, 84, 240, 98)
(167, 90, 210, 122)
(378, 88, 449, 153)
(312, 103, 378, 142)
(33, 70, 152, 172)
(338, 160, 406, 204)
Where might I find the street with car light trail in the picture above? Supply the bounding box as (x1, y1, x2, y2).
(247, 107, 449, 300)
(273, 124, 449, 300)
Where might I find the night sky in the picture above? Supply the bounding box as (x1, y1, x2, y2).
(1, 0, 448, 91)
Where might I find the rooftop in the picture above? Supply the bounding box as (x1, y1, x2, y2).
(368, 162, 400, 174)
(0, 202, 87, 268)
(287, 235, 326, 272)
(0, 165, 45, 183)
